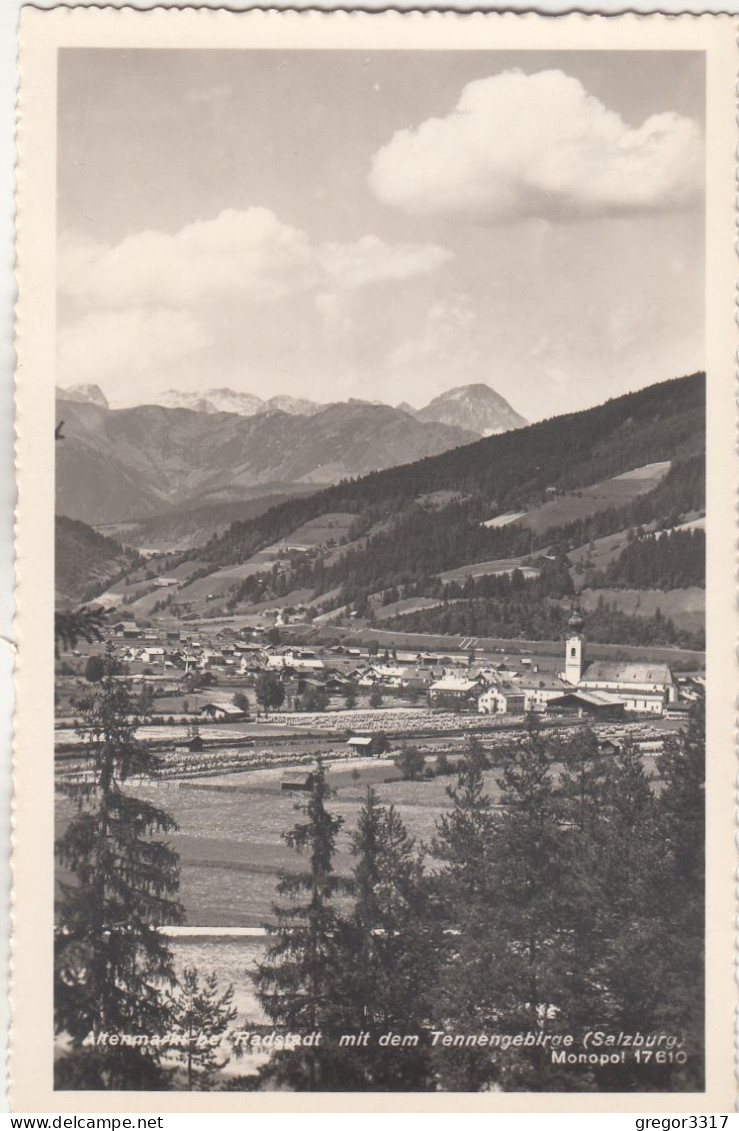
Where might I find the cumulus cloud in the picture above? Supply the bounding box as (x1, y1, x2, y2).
(59, 208, 451, 312)
(59, 209, 316, 310)
(320, 234, 451, 291)
(57, 207, 453, 398)
(369, 69, 703, 224)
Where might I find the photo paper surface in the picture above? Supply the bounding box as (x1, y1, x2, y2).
(11, 8, 736, 1112)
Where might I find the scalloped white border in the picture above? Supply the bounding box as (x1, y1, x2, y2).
(9, 6, 738, 1114)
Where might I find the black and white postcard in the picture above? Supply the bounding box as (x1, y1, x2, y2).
(10, 8, 736, 1113)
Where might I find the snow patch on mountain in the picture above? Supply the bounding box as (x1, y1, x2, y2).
(56, 384, 109, 410)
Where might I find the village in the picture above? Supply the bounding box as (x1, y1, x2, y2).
(54, 606, 703, 781)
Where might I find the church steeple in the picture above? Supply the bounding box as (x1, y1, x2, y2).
(565, 607, 585, 684)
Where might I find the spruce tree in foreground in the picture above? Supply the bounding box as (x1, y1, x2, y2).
(483, 720, 575, 1092)
(332, 788, 439, 1090)
(165, 967, 237, 1090)
(55, 646, 184, 1089)
(253, 758, 348, 1090)
(649, 694, 705, 1090)
(431, 737, 502, 1090)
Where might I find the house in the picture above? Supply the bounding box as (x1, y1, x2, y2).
(325, 675, 353, 695)
(140, 647, 166, 664)
(282, 649, 325, 673)
(369, 665, 407, 688)
(111, 621, 140, 639)
(517, 674, 571, 713)
(478, 684, 526, 715)
(664, 702, 693, 721)
(281, 771, 315, 792)
(429, 676, 484, 706)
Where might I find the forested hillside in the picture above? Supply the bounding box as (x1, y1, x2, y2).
(202, 373, 703, 576)
(584, 528, 704, 591)
(56, 516, 141, 603)
(89, 374, 704, 647)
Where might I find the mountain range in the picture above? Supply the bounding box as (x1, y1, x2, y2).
(62, 373, 705, 646)
(57, 381, 526, 433)
(195, 372, 704, 585)
(154, 388, 327, 417)
(55, 382, 526, 525)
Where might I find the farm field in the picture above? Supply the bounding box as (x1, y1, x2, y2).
(568, 510, 705, 578)
(374, 597, 446, 620)
(56, 729, 666, 932)
(440, 555, 540, 583)
(481, 511, 527, 529)
(578, 586, 705, 633)
(263, 512, 356, 551)
(517, 462, 671, 535)
(175, 553, 280, 604)
(569, 529, 634, 574)
(349, 627, 705, 669)
(55, 760, 503, 927)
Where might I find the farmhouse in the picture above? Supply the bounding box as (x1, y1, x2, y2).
(429, 676, 485, 707)
(517, 674, 571, 712)
(111, 621, 140, 639)
(478, 684, 526, 716)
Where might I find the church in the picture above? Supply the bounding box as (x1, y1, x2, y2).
(560, 609, 678, 715)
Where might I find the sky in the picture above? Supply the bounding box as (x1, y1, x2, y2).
(56, 49, 705, 421)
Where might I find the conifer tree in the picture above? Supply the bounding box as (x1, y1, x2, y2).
(486, 719, 574, 1091)
(647, 695, 705, 1089)
(332, 788, 438, 1090)
(253, 758, 347, 1090)
(551, 725, 618, 1033)
(582, 737, 669, 1089)
(165, 967, 237, 1090)
(55, 645, 184, 1089)
(430, 737, 502, 1090)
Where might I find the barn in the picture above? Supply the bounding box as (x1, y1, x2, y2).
(547, 690, 626, 720)
(199, 702, 247, 721)
(281, 771, 316, 792)
(346, 734, 387, 756)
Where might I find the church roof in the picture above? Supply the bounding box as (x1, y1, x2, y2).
(518, 674, 569, 692)
(581, 660, 673, 686)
